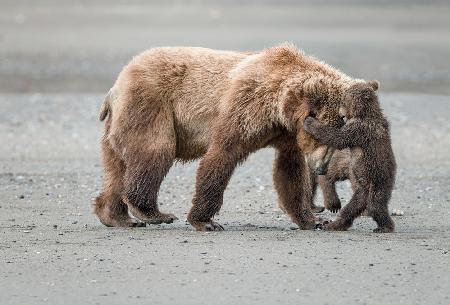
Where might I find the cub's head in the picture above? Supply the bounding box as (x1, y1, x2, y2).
(284, 77, 345, 175)
(299, 100, 344, 175)
(297, 79, 380, 174)
(340, 80, 380, 119)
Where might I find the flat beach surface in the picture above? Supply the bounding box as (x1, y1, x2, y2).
(0, 1, 449, 304)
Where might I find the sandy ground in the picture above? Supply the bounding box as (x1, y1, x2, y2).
(1, 1, 449, 305)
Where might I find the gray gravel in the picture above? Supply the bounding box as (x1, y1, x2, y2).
(1, 1, 449, 305)
(1, 94, 449, 305)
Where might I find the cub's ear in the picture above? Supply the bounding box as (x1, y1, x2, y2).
(368, 80, 380, 91)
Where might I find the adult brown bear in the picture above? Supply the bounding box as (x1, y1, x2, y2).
(94, 43, 366, 231)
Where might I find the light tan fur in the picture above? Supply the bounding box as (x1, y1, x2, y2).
(95, 43, 363, 230)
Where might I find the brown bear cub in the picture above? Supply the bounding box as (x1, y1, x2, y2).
(311, 149, 372, 215)
(94, 43, 367, 231)
(304, 81, 397, 232)
(311, 149, 352, 213)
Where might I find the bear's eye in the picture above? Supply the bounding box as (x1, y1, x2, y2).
(342, 116, 348, 123)
(335, 116, 346, 128)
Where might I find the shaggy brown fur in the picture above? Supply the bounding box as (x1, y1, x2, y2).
(94, 43, 364, 231)
(304, 81, 397, 232)
(311, 149, 373, 215)
(310, 149, 352, 213)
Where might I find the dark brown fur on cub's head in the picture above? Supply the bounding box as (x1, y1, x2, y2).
(294, 76, 346, 152)
(342, 80, 380, 119)
(293, 76, 347, 174)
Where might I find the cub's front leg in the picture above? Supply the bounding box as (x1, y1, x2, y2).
(304, 117, 365, 149)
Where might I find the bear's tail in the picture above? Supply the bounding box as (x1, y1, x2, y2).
(99, 89, 112, 121)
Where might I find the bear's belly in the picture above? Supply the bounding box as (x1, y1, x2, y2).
(174, 119, 212, 161)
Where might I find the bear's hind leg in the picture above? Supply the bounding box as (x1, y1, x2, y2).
(122, 146, 178, 225)
(120, 124, 178, 225)
(94, 138, 145, 227)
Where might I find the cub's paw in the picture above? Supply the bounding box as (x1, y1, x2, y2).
(191, 220, 224, 232)
(303, 117, 318, 133)
(324, 219, 349, 231)
(325, 199, 341, 213)
(373, 226, 394, 233)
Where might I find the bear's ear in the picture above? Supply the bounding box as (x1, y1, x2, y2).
(368, 80, 380, 91)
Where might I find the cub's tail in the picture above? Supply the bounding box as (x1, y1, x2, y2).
(99, 89, 112, 121)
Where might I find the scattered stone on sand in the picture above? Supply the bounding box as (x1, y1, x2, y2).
(391, 209, 405, 216)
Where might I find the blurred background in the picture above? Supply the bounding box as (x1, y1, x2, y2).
(2, 0, 450, 94)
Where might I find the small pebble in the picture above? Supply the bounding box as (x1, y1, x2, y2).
(391, 209, 404, 216)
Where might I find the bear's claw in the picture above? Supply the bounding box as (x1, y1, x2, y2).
(193, 220, 224, 231)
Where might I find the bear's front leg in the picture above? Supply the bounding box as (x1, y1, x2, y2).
(188, 143, 249, 231)
(273, 141, 317, 230)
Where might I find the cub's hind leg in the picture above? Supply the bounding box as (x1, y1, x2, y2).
(309, 170, 325, 214)
(325, 188, 368, 231)
(319, 150, 350, 213)
(318, 175, 341, 213)
(367, 189, 395, 233)
(94, 137, 145, 227)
